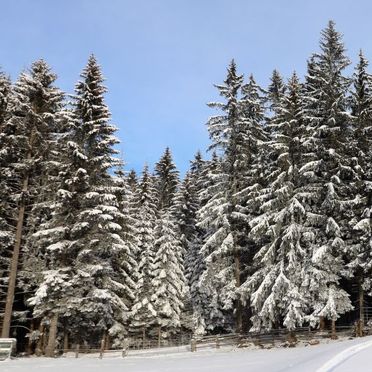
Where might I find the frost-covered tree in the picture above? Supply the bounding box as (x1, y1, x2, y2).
(0, 72, 12, 311)
(173, 152, 206, 333)
(301, 21, 354, 332)
(199, 62, 267, 332)
(1, 61, 65, 339)
(267, 69, 286, 114)
(347, 51, 372, 329)
(154, 147, 179, 212)
(109, 168, 139, 343)
(151, 210, 187, 339)
(30, 55, 128, 351)
(127, 169, 138, 193)
(242, 73, 308, 331)
(130, 165, 158, 338)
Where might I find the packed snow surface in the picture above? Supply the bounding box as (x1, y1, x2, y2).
(2, 336, 372, 372)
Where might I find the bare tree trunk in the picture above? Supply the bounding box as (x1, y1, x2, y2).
(36, 323, 44, 356)
(45, 314, 59, 357)
(359, 281, 364, 337)
(99, 330, 107, 359)
(331, 319, 337, 339)
(319, 316, 325, 332)
(142, 327, 146, 349)
(63, 330, 69, 352)
(234, 251, 242, 333)
(157, 326, 161, 348)
(26, 320, 35, 355)
(1, 175, 29, 338)
(105, 333, 110, 350)
(1, 124, 36, 339)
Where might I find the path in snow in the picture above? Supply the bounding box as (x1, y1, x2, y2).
(2, 336, 372, 372)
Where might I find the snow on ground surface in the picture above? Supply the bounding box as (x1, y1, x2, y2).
(2, 336, 372, 372)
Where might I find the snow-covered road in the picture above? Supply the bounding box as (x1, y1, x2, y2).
(2, 336, 372, 372)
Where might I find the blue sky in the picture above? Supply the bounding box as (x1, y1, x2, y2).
(0, 0, 370, 175)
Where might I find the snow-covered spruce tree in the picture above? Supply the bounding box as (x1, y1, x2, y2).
(127, 169, 138, 194)
(187, 152, 221, 334)
(151, 209, 187, 341)
(347, 50, 372, 331)
(196, 153, 230, 332)
(176, 153, 205, 281)
(301, 21, 354, 335)
(130, 165, 158, 339)
(173, 152, 206, 333)
(198, 62, 267, 332)
(109, 168, 139, 345)
(241, 73, 308, 332)
(0, 72, 12, 245)
(1, 61, 65, 339)
(267, 69, 286, 115)
(0, 72, 12, 309)
(30, 55, 129, 352)
(154, 147, 179, 212)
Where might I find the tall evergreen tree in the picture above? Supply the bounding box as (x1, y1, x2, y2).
(1, 61, 64, 338)
(243, 73, 309, 331)
(301, 21, 354, 333)
(130, 165, 158, 337)
(30, 56, 128, 351)
(199, 63, 267, 332)
(154, 147, 179, 212)
(348, 51, 372, 331)
(267, 69, 286, 114)
(0, 72, 12, 311)
(151, 210, 187, 339)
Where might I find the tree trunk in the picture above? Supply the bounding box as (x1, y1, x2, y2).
(359, 281, 364, 337)
(45, 313, 59, 357)
(142, 327, 146, 348)
(99, 332, 106, 359)
(331, 319, 337, 339)
(157, 326, 161, 348)
(234, 250, 242, 333)
(26, 320, 35, 355)
(1, 125, 36, 339)
(105, 333, 110, 350)
(36, 323, 44, 356)
(319, 316, 325, 332)
(63, 330, 69, 352)
(1, 175, 29, 338)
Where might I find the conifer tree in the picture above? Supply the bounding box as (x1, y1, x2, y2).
(243, 73, 308, 331)
(0, 72, 12, 308)
(301, 21, 354, 332)
(1, 61, 64, 338)
(200, 63, 267, 332)
(154, 147, 179, 212)
(348, 51, 372, 331)
(109, 168, 139, 343)
(127, 169, 138, 193)
(130, 165, 158, 338)
(151, 210, 187, 340)
(30, 56, 128, 351)
(267, 69, 286, 114)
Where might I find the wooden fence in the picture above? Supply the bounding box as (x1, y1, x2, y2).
(56, 324, 363, 358)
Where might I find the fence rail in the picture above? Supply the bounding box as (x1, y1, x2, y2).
(8, 323, 366, 359)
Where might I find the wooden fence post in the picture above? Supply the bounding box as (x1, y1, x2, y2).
(331, 320, 337, 339)
(122, 339, 129, 358)
(191, 338, 196, 352)
(63, 332, 69, 353)
(215, 336, 220, 349)
(99, 337, 105, 359)
(75, 344, 80, 358)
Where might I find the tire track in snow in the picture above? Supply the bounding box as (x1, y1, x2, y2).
(316, 339, 372, 372)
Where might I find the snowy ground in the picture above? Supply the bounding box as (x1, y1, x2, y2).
(2, 336, 372, 372)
